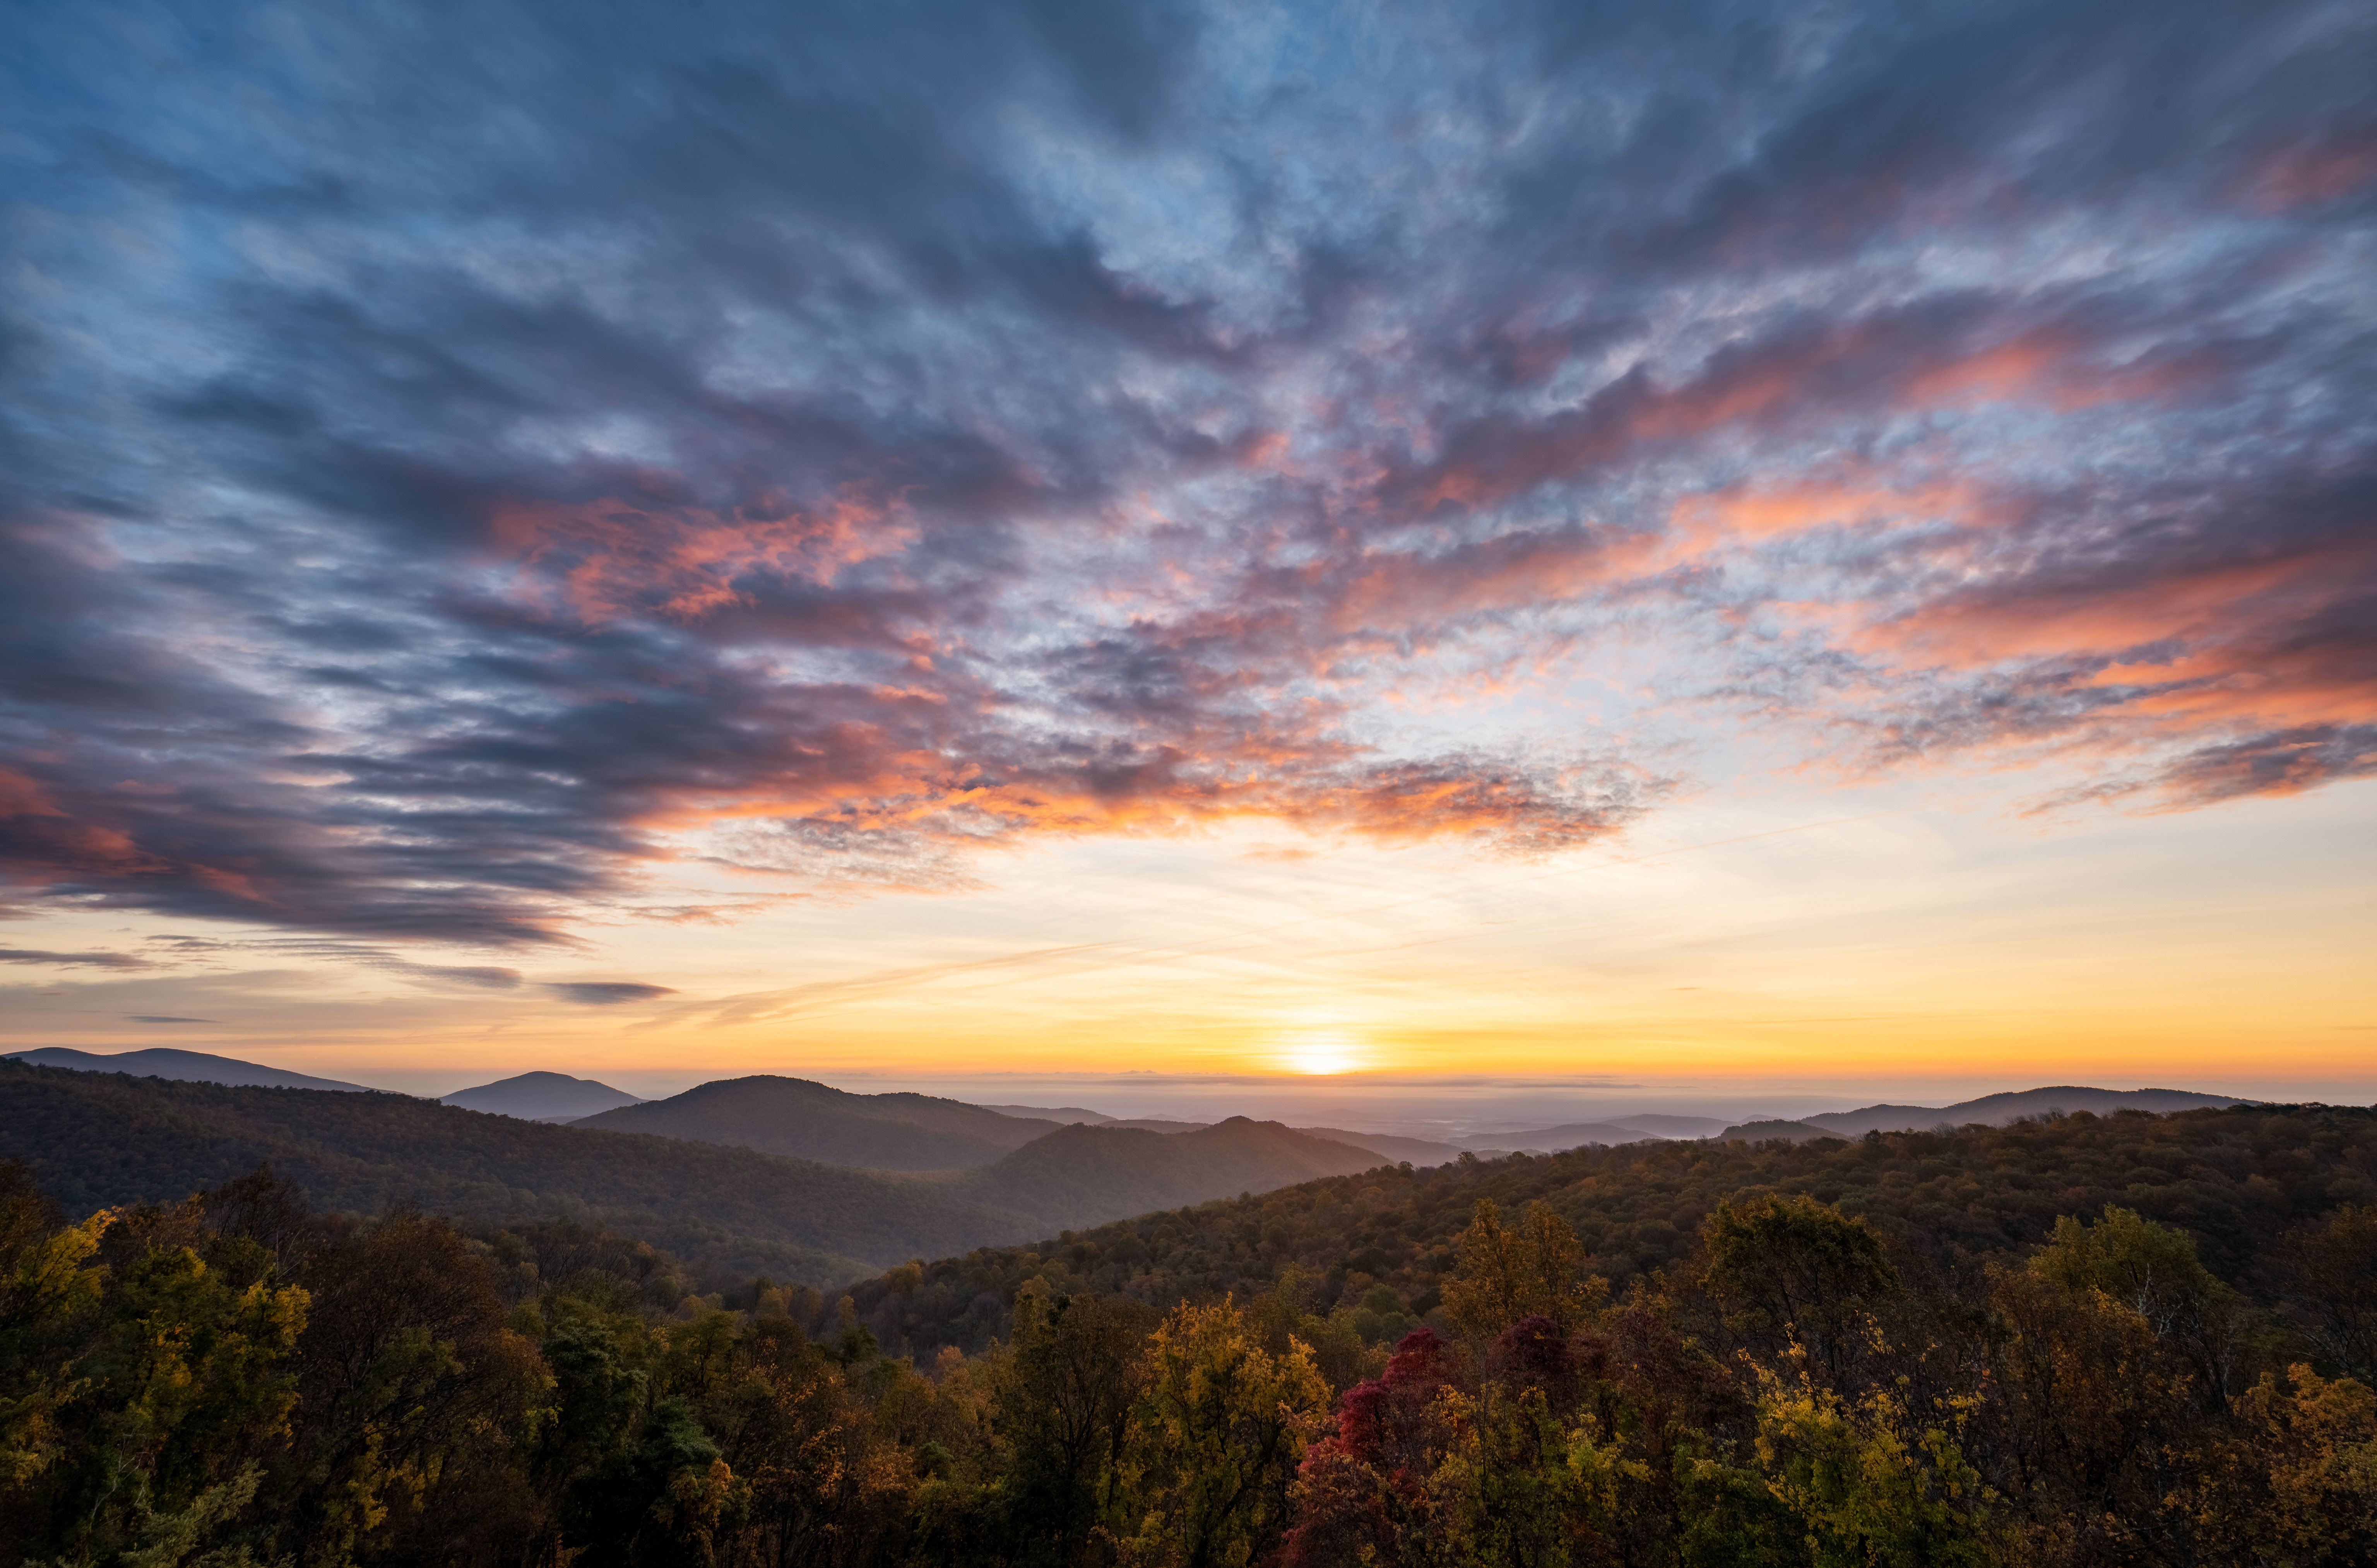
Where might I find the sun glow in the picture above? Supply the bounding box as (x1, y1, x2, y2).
(1278, 1029, 1364, 1075)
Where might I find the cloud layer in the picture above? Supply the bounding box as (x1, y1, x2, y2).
(3, 0, 2372, 947)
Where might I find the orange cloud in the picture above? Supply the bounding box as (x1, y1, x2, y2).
(491, 485, 915, 626)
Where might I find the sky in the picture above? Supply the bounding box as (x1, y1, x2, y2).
(2, 0, 2373, 1120)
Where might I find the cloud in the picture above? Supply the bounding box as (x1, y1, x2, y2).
(0, 948, 152, 969)
(125, 1015, 213, 1024)
(0, 0, 2370, 951)
(544, 981, 678, 1006)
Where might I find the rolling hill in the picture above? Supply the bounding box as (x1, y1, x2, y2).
(0, 1058, 1019, 1282)
(1713, 1118, 1840, 1142)
(832, 1100, 2377, 1361)
(441, 1070, 643, 1120)
(1801, 1085, 2252, 1136)
(3, 1046, 368, 1091)
(573, 1074, 1066, 1169)
(1467, 1120, 1659, 1153)
(1295, 1126, 1465, 1166)
(946, 1117, 1390, 1231)
(0, 1063, 1419, 1285)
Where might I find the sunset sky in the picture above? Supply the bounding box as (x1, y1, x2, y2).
(3, 0, 2372, 1118)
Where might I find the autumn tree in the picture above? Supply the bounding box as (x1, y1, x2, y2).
(1441, 1200, 1596, 1342)
(1121, 1297, 1330, 1568)
(994, 1284, 1157, 1566)
(1699, 1194, 1895, 1386)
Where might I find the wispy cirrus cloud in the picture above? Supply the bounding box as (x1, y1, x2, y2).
(0, 948, 152, 970)
(0, 0, 2369, 949)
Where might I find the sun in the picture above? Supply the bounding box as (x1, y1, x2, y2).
(1278, 1029, 1363, 1075)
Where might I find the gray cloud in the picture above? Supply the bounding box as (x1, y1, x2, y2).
(546, 982, 679, 1006)
(1, 0, 2370, 948)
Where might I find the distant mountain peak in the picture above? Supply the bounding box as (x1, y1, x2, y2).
(441, 1072, 643, 1121)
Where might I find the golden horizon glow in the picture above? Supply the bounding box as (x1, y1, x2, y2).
(3, 772, 2370, 1106)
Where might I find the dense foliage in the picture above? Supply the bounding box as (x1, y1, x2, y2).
(1, 1104, 2372, 1565)
(841, 1103, 2377, 1361)
(0, 1064, 1383, 1284)
(0, 1060, 1022, 1282)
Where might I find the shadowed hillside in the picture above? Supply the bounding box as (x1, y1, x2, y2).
(835, 1102, 2377, 1360)
(442, 1070, 643, 1120)
(573, 1074, 1064, 1169)
(946, 1117, 1390, 1230)
(3, 1046, 367, 1091)
(1803, 1085, 2251, 1135)
(0, 1059, 1018, 1282)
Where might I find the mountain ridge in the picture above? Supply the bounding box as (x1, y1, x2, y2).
(3, 1046, 368, 1092)
(574, 1074, 1066, 1170)
(442, 1070, 644, 1121)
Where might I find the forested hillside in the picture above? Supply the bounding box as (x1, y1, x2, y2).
(0, 1059, 1017, 1280)
(1, 1104, 2370, 1565)
(836, 1103, 2377, 1359)
(0, 1063, 1395, 1283)
(576, 1075, 1068, 1170)
(941, 1118, 1384, 1231)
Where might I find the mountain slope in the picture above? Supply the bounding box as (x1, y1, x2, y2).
(1715, 1119, 1840, 1142)
(574, 1075, 1065, 1170)
(949, 1118, 1388, 1231)
(1295, 1127, 1465, 1166)
(1609, 1114, 1729, 1138)
(979, 1103, 1115, 1123)
(0, 1059, 1021, 1283)
(3, 1046, 367, 1092)
(836, 1102, 2377, 1361)
(1803, 1086, 2252, 1137)
(1470, 1120, 1657, 1152)
(442, 1071, 643, 1120)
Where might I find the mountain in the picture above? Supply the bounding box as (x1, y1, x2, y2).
(979, 1103, 1116, 1123)
(2, 1046, 367, 1092)
(574, 1075, 1065, 1170)
(1802, 1086, 2254, 1137)
(441, 1071, 643, 1121)
(1715, 1119, 1842, 1142)
(1466, 1120, 1657, 1153)
(1609, 1113, 1730, 1138)
(839, 1102, 2376, 1362)
(949, 1118, 1389, 1231)
(0, 1058, 1021, 1283)
(1294, 1127, 1465, 1166)
(0, 1061, 1434, 1289)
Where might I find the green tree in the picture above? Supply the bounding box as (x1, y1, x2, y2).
(994, 1284, 1155, 1566)
(2031, 1205, 2247, 1403)
(1, 1168, 109, 1501)
(1699, 1195, 1895, 1386)
(2277, 1205, 2377, 1384)
(42, 1224, 309, 1566)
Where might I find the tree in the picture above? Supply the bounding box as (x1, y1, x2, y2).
(1441, 1201, 1595, 1343)
(1121, 1298, 1330, 1568)
(274, 1212, 549, 1565)
(1699, 1195, 1895, 1386)
(1284, 1330, 1461, 1568)
(2030, 1205, 2246, 1404)
(2276, 1205, 2377, 1383)
(1, 1165, 108, 1507)
(994, 1284, 1155, 1566)
(38, 1219, 309, 1566)
(1749, 1346, 1989, 1568)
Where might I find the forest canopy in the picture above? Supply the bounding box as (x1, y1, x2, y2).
(1, 1103, 2372, 1565)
